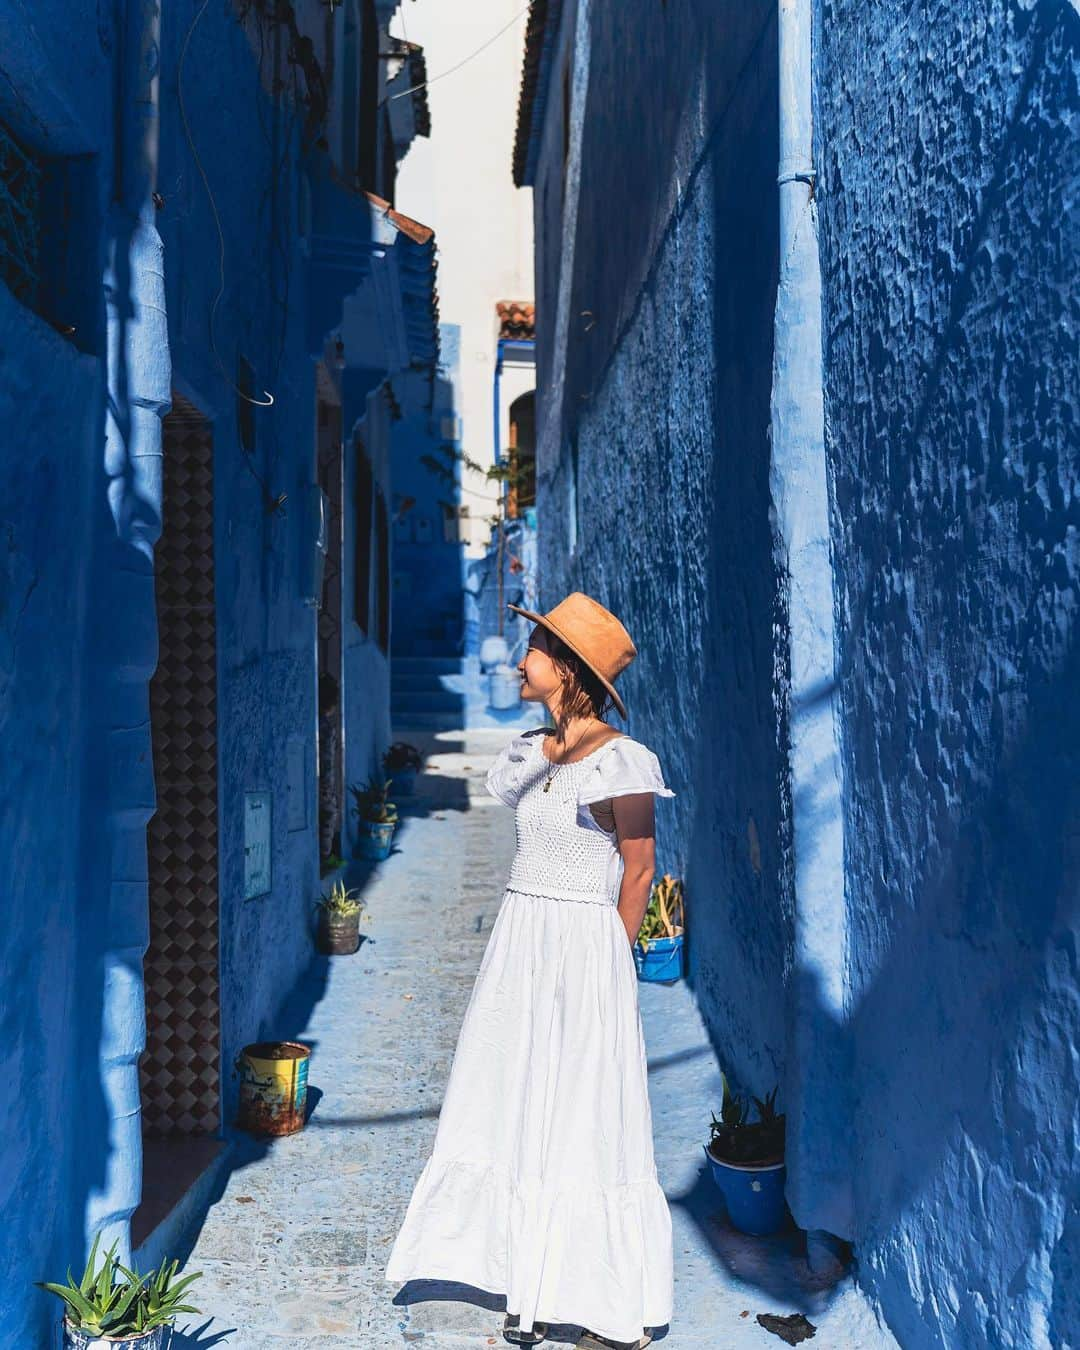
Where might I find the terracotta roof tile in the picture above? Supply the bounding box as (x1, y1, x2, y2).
(512, 0, 562, 188)
(496, 300, 535, 340)
(364, 191, 434, 246)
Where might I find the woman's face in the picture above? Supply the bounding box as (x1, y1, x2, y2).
(517, 626, 562, 704)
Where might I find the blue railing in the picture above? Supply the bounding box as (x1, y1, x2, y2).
(0, 120, 41, 307)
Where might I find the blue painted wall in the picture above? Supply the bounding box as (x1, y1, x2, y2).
(530, 0, 1079, 1341)
(0, 0, 410, 1339)
(0, 2, 164, 1341)
(815, 0, 1080, 1343)
(156, 0, 329, 1118)
(530, 0, 790, 1105)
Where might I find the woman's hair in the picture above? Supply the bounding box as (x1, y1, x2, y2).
(547, 632, 616, 735)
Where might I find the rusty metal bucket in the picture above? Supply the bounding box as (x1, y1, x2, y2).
(236, 1041, 311, 1136)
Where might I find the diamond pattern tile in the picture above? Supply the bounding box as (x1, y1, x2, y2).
(140, 395, 222, 1137)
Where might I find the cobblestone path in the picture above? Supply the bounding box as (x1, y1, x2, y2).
(178, 731, 894, 1349)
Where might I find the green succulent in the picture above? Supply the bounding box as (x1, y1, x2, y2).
(316, 880, 365, 917)
(36, 1233, 202, 1337)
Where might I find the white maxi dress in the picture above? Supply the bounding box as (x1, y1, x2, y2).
(385, 728, 676, 1343)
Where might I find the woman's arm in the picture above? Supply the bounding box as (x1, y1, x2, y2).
(612, 792, 658, 945)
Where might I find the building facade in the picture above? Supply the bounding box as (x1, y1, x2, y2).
(0, 0, 437, 1341)
(515, 0, 1079, 1345)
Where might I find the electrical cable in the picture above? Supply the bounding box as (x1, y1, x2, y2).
(388, 2, 532, 102)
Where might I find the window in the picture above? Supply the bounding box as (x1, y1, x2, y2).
(357, 0, 379, 189)
(507, 391, 536, 517)
(0, 119, 92, 348)
(375, 488, 390, 652)
(0, 119, 41, 307)
(355, 437, 374, 633)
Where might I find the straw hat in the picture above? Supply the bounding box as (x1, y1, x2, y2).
(507, 591, 637, 720)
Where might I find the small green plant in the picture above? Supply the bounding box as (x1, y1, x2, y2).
(708, 1075, 786, 1166)
(350, 776, 399, 825)
(382, 741, 423, 773)
(636, 874, 685, 952)
(37, 1234, 202, 1338)
(316, 880, 365, 917)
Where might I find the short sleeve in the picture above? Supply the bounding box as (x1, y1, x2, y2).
(484, 731, 539, 808)
(578, 737, 676, 806)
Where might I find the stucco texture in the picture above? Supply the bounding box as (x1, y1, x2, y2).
(532, 0, 791, 1100)
(816, 0, 1080, 1344)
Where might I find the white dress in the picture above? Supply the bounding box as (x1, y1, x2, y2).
(385, 727, 676, 1342)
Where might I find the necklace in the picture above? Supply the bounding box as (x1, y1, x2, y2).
(541, 726, 593, 792)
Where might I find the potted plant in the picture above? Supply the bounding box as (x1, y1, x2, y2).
(382, 741, 424, 795)
(350, 776, 399, 860)
(38, 1234, 202, 1348)
(704, 1076, 788, 1235)
(633, 874, 685, 982)
(315, 880, 365, 954)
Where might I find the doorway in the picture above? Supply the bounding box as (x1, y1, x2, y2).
(134, 393, 222, 1244)
(316, 377, 345, 869)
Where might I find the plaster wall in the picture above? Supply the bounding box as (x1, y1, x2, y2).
(156, 0, 332, 1122)
(0, 0, 161, 1339)
(392, 0, 534, 555)
(815, 1, 1080, 1344)
(531, 0, 790, 1097)
(0, 6, 397, 1337)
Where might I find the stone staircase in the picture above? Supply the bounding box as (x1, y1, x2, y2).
(390, 654, 536, 733)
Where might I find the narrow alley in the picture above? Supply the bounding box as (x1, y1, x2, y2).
(179, 733, 892, 1349)
(2, 0, 1076, 1344)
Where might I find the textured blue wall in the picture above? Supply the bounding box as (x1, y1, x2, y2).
(816, 0, 1080, 1343)
(0, 1, 160, 1341)
(156, 0, 390, 1115)
(532, 0, 790, 1099)
(0, 1, 392, 1339)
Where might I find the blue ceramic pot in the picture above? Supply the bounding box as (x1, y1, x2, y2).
(633, 934, 684, 982)
(356, 819, 395, 860)
(704, 1145, 787, 1235)
(389, 766, 417, 795)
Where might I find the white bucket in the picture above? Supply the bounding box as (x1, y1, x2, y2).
(488, 664, 521, 710)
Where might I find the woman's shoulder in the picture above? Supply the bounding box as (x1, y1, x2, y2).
(579, 733, 675, 803)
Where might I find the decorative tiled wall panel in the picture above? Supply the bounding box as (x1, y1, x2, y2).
(140, 395, 221, 1136)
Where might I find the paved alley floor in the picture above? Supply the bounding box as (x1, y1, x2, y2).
(177, 730, 897, 1350)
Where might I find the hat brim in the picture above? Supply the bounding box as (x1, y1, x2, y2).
(507, 602, 628, 721)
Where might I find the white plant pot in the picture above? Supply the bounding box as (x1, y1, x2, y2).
(489, 665, 522, 710)
(479, 635, 510, 671)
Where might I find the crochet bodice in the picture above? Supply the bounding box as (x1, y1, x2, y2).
(485, 728, 676, 905)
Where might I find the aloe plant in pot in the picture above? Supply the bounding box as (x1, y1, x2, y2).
(37, 1233, 202, 1348)
(704, 1076, 788, 1235)
(315, 880, 366, 954)
(633, 874, 685, 982)
(351, 776, 399, 861)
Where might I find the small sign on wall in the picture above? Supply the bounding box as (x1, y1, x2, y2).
(244, 791, 272, 899)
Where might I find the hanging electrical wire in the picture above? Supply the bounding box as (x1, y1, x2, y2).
(388, 2, 533, 102)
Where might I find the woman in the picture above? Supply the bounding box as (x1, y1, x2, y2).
(385, 592, 675, 1349)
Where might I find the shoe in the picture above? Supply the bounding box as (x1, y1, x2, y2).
(575, 1332, 653, 1350)
(503, 1312, 550, 1344)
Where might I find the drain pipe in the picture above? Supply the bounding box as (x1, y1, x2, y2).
(770, 0, 852, 1254)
